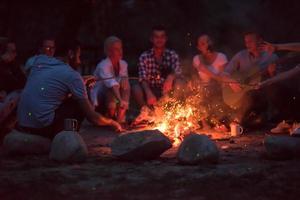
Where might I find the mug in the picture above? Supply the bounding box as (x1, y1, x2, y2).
(64, 118, 78, 131)
(230, 123, 243, 137)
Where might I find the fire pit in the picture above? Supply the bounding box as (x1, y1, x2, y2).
(131, 82, 231, 146)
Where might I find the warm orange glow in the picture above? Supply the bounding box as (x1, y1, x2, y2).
(132, 81, 231, 146)
(134, 83, 208, 146)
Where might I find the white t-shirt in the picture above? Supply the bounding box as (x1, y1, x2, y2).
(193, 52, 228, 83)
(90, 57, 128, 106)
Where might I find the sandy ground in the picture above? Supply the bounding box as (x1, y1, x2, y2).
(1, 122, 300, 200)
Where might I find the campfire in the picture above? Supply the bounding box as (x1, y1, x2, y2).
(132, 81, 229, 146)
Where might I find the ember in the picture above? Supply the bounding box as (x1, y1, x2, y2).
(133, 82, 213, 146)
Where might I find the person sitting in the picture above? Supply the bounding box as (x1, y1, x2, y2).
(90, 36, 130, 124)
(132, 25, 183, 108)
(24, 38, 56, 74)
(259, 41, 300, 134)
(224, 31, 279, 127)
(0, 40, 26, 138)
(16, 41, 122, 139)
(192, 34, 230, 131)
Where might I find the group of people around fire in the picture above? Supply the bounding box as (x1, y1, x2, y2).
(1, 25, 300, 141)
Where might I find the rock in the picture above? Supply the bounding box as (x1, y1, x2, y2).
(3, 129, 51, 155)
(264, 135, 300, 159)
(177, 133, 219, 165)
(111, 129, 172, 160)
(49, 131, 88, 162)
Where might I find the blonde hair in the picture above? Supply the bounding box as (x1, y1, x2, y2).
(104, 36, 122, 55)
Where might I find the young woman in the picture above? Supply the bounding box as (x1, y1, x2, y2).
(192, 34, 230, 131)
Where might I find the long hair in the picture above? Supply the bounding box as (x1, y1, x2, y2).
(197, 34, 215, 52)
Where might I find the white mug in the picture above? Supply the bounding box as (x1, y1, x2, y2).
(230, 123, 243, 137)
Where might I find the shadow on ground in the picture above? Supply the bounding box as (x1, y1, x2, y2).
(0, 122, 300, 200)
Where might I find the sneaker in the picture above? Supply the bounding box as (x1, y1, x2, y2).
(270, 120, 291, 134)
(290, 122, 300, 137)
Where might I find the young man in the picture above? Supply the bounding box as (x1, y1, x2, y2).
(0, 40, 26, 137)
(225, 32, 279, 126)
(40, 38, 56, 57)
(90, 36, 130, 124)
(17, 41, 122, 139)
(24, 38, 56, 74)
(132, 25, 182, 108)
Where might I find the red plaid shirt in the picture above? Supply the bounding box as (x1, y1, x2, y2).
(138, 48, 181, 88)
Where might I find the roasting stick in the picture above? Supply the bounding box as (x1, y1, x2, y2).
(90, 76, 258, 87)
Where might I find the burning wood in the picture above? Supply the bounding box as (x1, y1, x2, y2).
(132, 82, 216, 146)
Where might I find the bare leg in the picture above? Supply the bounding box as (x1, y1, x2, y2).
(106, 89, 117, 119)
(117, 85, 130, 123)
(131, 84, 146, 108)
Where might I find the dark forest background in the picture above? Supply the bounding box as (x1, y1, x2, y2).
(0, 0, 299, 75)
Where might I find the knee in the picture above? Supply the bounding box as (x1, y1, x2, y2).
(121, 84, 131, 94)
(107, 101, 117, 110)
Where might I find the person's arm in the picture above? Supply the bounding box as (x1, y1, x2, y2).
(141, 80, 157, 105)
(99, 61, 125, 105)
(171, 51, 182, 77)
(261, 42, 300, 53)
(260, 65, 300, 88)
(138, 55, 157, 105)
(119, 61, 130, 92)
(77, 98, 122, 131)
(275, 43, 300, 52)
(195, 54, 232, 83)
(111, 85, 122, 102)
(162, 51, 182, 94)
(0, 51, 15, 64)
(68, 73, 123, 131)
(197, 63, 237, 83)
(224, 52, 240, 75)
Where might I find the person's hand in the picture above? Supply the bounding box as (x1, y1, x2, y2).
(224, 77, 242, 93)
(162, 74, 175, 95)
(146, 92, 157, 106)
(0, 90, 7, 102)
(259, 79, 272, 89)
(260, 41, 276, 55)
(120, 78, 130, 90)
(267, 63, 276, 77)
(118, 100, 128, 109)
(162, 79, 173, 95)
(253, 82, 261, 90)
(83, 75, 96, 88)
(111, 120, 124, 132)
(228, 80, 242, 93)
(1, 51, 16, 63)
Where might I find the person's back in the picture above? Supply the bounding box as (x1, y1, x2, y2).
(18, 55, 87, 129)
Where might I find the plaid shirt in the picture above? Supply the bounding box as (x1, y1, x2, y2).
(138, 48, 181, 88)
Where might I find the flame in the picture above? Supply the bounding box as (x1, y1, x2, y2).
(132, 80, 230, 146)
(133, 82, 212, 146)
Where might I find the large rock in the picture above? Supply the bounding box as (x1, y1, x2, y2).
(264, 135, 300, 159)
(49, 131, 88, 162)
(3, 129, 51, 155)
(111, 129, 172, 160)
(177, 133, 219, 165)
